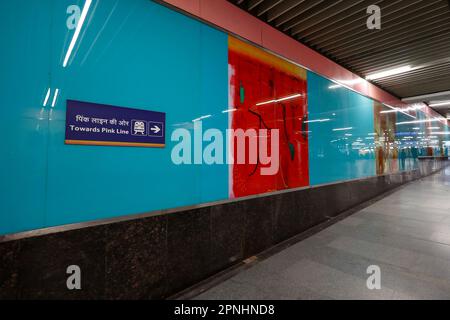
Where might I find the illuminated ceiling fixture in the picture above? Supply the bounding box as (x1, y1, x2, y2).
(63, 0, 92, 67)
(366, 66, 413, 81)
(256, 93, 302, 106)
(429, 101, 450, 107)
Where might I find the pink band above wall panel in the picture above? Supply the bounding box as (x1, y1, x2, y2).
(161, 0, 449, 125)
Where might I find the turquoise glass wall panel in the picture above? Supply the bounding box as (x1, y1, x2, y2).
(308, 72, 376, 185)
(0, 0, 229, 234)
(45, 0, 229, 227)
(0, 1, 52, 234)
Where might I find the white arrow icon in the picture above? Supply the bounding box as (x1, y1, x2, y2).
(150, 125, 161, 134)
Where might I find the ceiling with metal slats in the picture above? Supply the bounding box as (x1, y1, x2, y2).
(227, 0, 450, 118)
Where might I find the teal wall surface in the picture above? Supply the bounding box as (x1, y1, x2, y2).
(308, 72, 376, 185)
(0, 0, 229, 235)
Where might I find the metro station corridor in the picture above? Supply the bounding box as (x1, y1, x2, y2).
(196, 168, 450, 300)
(1, 0, 450, 303)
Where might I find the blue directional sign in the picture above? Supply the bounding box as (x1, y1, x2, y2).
(65, 100, 166, 148)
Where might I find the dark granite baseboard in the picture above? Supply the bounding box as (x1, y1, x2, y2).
(0, 159, 448, 299)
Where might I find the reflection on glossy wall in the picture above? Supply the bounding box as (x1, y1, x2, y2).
(374, 102, 399, 175)
(0, 0, 449, 235)
(395, 111, 420, 173)
(308, 73, 376, 185)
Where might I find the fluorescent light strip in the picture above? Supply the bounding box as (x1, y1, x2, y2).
(256, 94, 302, 106)
(429, 101, 450, 107)
(43, 88, 51, 107)
(366, 66, 413, 80)
(328, 79, 364, 90)
(63, 0, 92, 67)
(51, 89, 59, 107)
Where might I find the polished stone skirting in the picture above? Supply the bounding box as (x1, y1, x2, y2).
(0, 159, 448, 299)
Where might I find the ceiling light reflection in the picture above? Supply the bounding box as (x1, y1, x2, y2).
(43, 88, 51, 107)
(396, 118, 442, 125)
(256, 94, 302, 106)
(333, 127, 353, 131)
(222, 108, 237, 113)
(192, 115, 212, 122)
(305, 118, 331, 123)
(63, 0, 92, 67)
(51, 89, 59, 108)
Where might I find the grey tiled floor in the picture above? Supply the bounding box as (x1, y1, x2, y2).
(196, 168, 450, 300)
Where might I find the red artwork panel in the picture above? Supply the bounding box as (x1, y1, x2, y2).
(228, 36, 309, 198)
